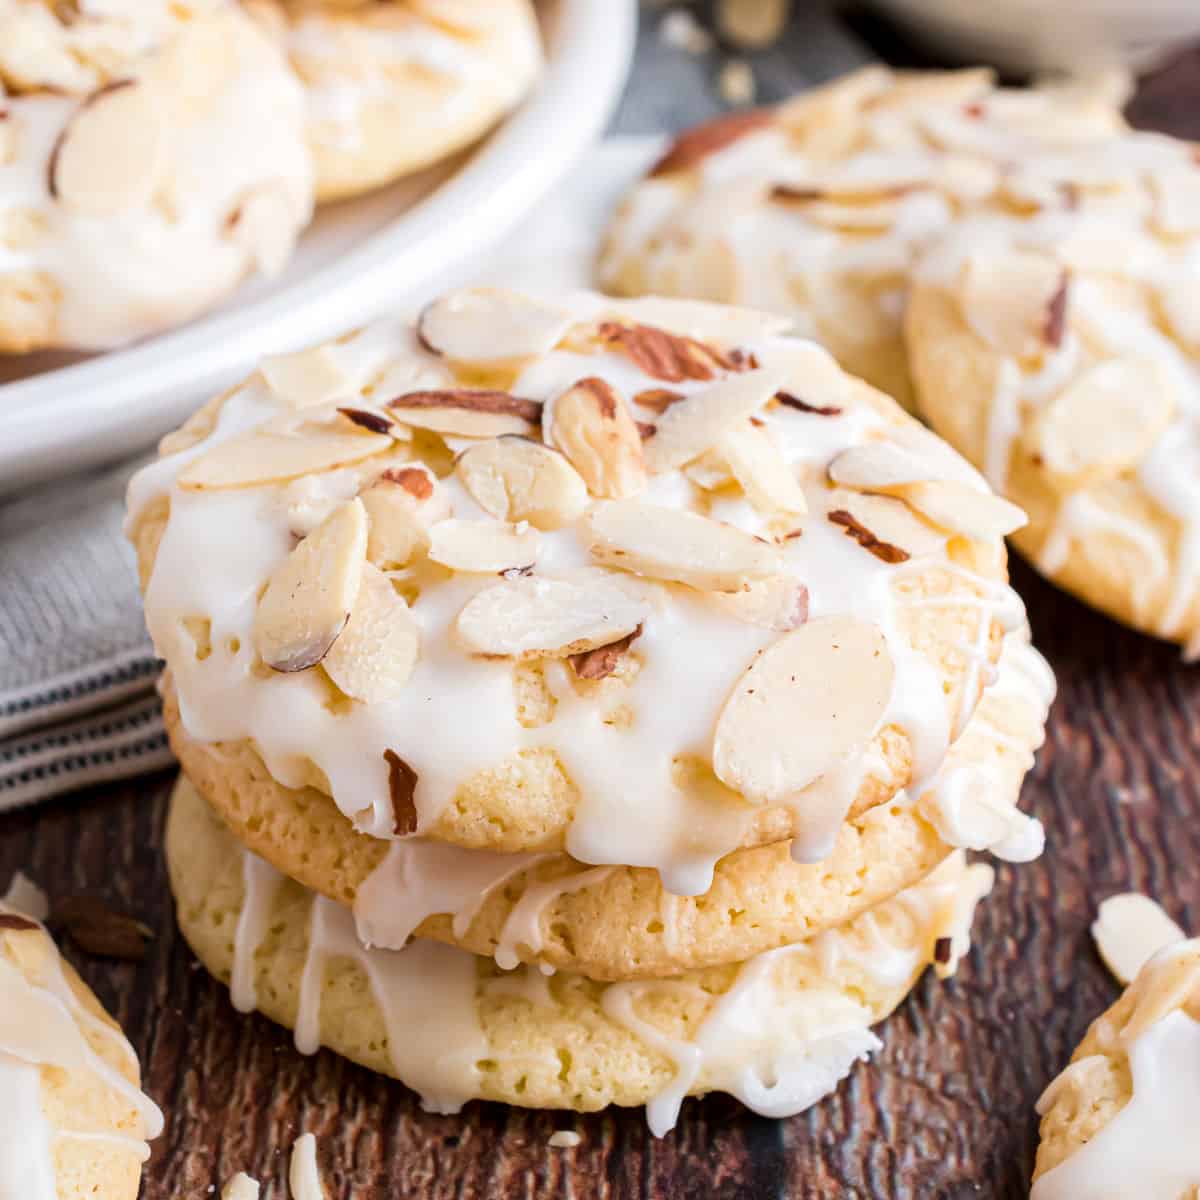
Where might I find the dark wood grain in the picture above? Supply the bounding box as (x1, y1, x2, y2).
(9, 48, 1200, 1200)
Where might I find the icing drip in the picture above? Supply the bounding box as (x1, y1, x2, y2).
(0, 1055, 57, 1200)
(232, 853, 285, 1013)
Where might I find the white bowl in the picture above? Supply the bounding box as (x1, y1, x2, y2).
(869, 0, 1200, 75)
(0, 0, 636, 491)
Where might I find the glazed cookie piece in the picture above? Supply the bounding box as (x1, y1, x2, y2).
(168, 775, 995, 1133)
(164, 628, 1052, 980)
(1032, 899, 1196, 1197)
(906, 131, 1200, 652)
(127, 289, 1026, 895)
(598, 66, 1126, 408)
(248, 0, 542, 202)
(0, 885, 162, 1199)
(0, 3, 313, 352)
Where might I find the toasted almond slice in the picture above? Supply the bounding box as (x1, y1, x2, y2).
(388, 390, 541, 437)
(586, 499, 782, 592)
(720, 423, 807, 516)
(712, 616, 894, 803)
(649, 108, 775, 176)
(361, 465, 448, 569)
(708, 576, 809, 630)
(1034, 358, 1176, 485)
(643, 368, 785, 473)
(1150, 166, 1200, 237)
(50, 81, 166, 215)
(826, 489, 946, 562)
(455, 436, 588, 530)
(603, 297, 790, 344)
(1092, 893, 1186, 985)
(547, 377, 648, 499)
(828, 442, 945, 492)
(896, 480, 1026, 541)
(260, 345, 353, 409)
(322, 563, 419, 703)
(428, 519, 540, 574)
(253, 499, 366, 672)
(595, 321, 752, 384)
(417, 288, 574, 364)
(959, 252, 1068, 359)
(179, 428, 392, 491)
(455, 571, 651, 658)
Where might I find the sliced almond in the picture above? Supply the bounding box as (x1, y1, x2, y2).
(569, 626, 642, 680)
(604, 297, 790, 344)
(683, 449, 737, 491)
(260, 345, 353, 409)
(1034, 358, 1176, 486)
(712, 616, 894, 803)
(455, 436, 588, 530)
(643, 368, 785, 473)
(959, 252, 1068, 359)
(455, 571, 651, 658)
(828, 442, 945, 492)
(586, 499, 782, 592)
(1092, 893, 1186, 985)
(596, 322, 749, 383)
(360, 465, 448, 570)
(50, 81, 166, 215)
(253, 499, 367, 672)
(417, 289, 574, 364)
(1149, 166, 1200, 237)
(707, 576, 809, 630)
(826, 489, 946, 562)
(896, 480, 1026, 541)
(179, 428, 392, 491)
(547, 377, 648, 499)
(720, 423, 807, 516)
(428, 519, 540, 574)
(387, 390, 541, 437)
(1156, 275, 1200, 350)
(322, 563, 419, 703)
(648, 108, 774, 176)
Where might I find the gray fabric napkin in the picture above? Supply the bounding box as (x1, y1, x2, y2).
(0, 459, 173, 810)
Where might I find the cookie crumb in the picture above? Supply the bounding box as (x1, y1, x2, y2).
(221, 1172, 260, 1200)
(289, 1133, 327, 1200)
(718, 59, 756, 107)
(549, 1130, 582, 1148)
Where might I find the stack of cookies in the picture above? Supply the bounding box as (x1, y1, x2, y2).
(127, 286, 1055, 1129)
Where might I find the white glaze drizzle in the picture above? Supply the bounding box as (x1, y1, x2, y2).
(231, 852, 285, 1014)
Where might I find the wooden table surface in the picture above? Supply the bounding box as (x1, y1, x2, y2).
(8, 33, 1200, 1200)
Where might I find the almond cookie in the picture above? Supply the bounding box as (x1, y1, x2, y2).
(247, 0, 542, 202)
(167, 773, 995, 1133)
(0, 884, 162, 1199)
(164, 628, 1052, 980)
(906, 128, 1200, 652)
(598, 66, 1126, 409)
(127, 288, 1026, 895)
(1032, 902, 1196, 1198)
(0, 2, 313, 352)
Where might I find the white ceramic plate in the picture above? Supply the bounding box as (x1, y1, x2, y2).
(0, 0, 637, 491)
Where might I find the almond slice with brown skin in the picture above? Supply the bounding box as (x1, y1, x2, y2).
(387, 390, 541, 437)
(360, 465, 448, 570)
(649, 108, 774, 176)
(253, 498, 367, 672)
(455, 436, 588, 530)
(455, 571, 651, 658)
(720, 422, 807, 516)
(825, 490, 946, 562)
(569, 626, 642, 680)
(959, 252, 1068, 359)
(547, 377, 648, 499)
(603, 297, 791, 344)
(179, 428, 393, 490)
(428, 519, 540, 574)
(707, 576, 809, 630)
(1033, 357, 1176, 486)
(260, 345, 353, 409)
(895, 480, 1027, 541)
(596, 322, 747, 384)
(586, 499, 783, 592)
(50, 80, 166, 215)
(323, 563, 419, 703)
(643, 368, 786, 473)
(417, 288, 574, 364)
(712, 616, 894, 804)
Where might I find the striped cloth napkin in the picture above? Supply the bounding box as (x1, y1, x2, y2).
(0, 459, 173, 812)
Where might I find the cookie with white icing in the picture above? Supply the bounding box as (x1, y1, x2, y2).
(0, 894, 162, 1199)
(127, 289, 1028, 897)
(167, 773, 995, 1132)
(247, 0, 542, 202)
(0, 2, 313, 352)
(906, 132, 1200, 652)
(161, 628, 1052, 979)
(1033, 913, 1198, 1198)
(598, 66, 1126, 410)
